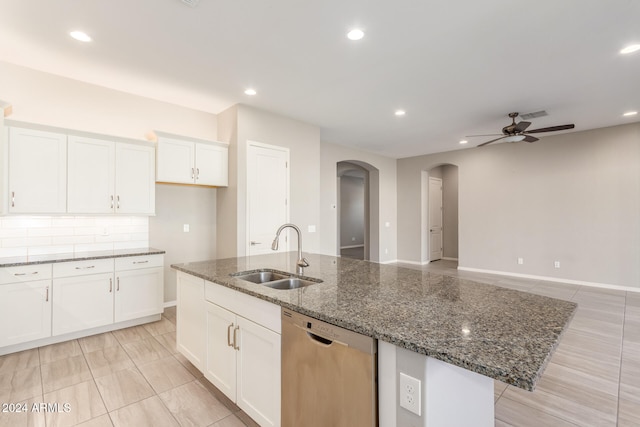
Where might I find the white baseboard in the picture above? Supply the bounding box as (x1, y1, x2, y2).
(442, 257, 459, 261)
(394, 259, 429, 266)
(457, 266, 640, 293)
(163, 300, 177, 308)
(380, 259, 400, 265)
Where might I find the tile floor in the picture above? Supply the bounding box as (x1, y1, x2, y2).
(1, 261, 638, 426)
(397, 260, 640, 427)
(0, 307, 258, 427)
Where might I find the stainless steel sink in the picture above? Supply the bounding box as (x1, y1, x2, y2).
(233, 271, 290, 284)
(231, 269, 322, 290)
(263, 278, 316, 290)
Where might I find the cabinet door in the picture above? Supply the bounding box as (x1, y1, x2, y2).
(114, 267, 163, 322)
(195, 143, 228, 186)
(0, 280, 52, 347)
(52, 273, 114, 336)
(115, 143, 155, 214)
(156, 138, 195, 184)
(67, 136, 115, 213)
(8, 127, 67, 213)
(237, 316, 281, 427)
(205, 302, 238, 400)
(176, 272, 205, 370)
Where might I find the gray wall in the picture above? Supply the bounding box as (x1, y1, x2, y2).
(217, 104, 321, 258)
(320, 141, 397, 262)
(149, 184, 217, 301)
(339, 175, 365, 247)
(442, 165, 459, 259)
(398, 123, 640, 288)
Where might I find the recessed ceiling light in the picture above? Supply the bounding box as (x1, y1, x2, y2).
(459, 140, 468, 144)
(244, 88, 257, 96)
(394, 110, 406, 116)
(623, 111, 638, 116)
(620, 44, 640, 54)
(69, 31, 92, 42)
(347, 29, 365, 41)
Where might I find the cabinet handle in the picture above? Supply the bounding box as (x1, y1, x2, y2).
(133, 260, 149, 264)
(117, 277, 120, 291)
(227, 323, 234, 347)
(14, 271, 39, 276)
(109, 278, 113, 293)
(191, 167, 195, 179)
(233, 326, 240, 351)
(116, 195, 120, 209)
(45, 286, 49, 302)
(196, 168, 200, 180)
(11, 191, 15, 207)
(110, 195, 114, 209)
(75, 266, 95, 270)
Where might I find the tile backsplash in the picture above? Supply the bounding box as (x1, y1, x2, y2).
(0, 216, 149, 258)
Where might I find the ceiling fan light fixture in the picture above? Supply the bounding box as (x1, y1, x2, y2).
(503, 135, 526, 143)
(620, 44, 640, 55)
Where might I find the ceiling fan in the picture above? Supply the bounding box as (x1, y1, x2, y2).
(469, 112, 575, 147)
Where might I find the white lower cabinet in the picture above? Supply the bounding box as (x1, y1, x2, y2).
(53, 272, 114, 336)
(0, 280, 52, 347)
(203, 281, 281, 427)
(176, 272, 205, 370)
(52, 255, 163, 337)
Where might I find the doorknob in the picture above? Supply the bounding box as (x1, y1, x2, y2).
(250, 241, 261, 246)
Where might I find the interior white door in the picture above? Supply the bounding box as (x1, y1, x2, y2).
(429, 177, 443, 261)
(247, 143, 290, 256)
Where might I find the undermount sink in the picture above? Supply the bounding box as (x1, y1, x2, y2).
(231, 269, 322, 290)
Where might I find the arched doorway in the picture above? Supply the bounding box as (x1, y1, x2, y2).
(337, 161, 380, 261)
(422, 164, 459, 263)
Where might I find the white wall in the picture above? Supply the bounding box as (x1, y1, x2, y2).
(0, 61, 219, 302)
(398, 123, 640, 288)
(320, 141, 397, 263)
(217, 104, 321, 258)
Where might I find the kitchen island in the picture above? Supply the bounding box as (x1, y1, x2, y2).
(172, 252, 576, 427)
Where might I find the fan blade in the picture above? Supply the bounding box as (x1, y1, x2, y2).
(477, 136, 507, 147)
(525, 124, 575, 134)
(465, 133, 503, 137)
(523, 135, 539, 143)
(514, 121, 532, 132)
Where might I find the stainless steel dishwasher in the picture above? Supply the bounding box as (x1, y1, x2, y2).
(281, 308, 377, 427)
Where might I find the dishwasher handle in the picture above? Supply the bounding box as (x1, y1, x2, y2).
(307, 331, 333, 346)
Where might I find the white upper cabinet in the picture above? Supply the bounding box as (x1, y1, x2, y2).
(8, 127, 67, 213)
(67, 136, 155, 215)
(115, 143, 155, 214)
(67, 136, 115, 213)
(156, 133, 228, 187)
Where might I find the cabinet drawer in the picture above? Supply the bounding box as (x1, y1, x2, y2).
(205, 280, 281, 334)
(53, 259, 114, 278)
(115, 254, 163, 271)
(0, 264, 52, 285)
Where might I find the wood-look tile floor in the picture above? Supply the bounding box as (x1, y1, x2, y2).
(2, 264, 639, 426)
(0, 307, 257, 427)
(398, 260, 640, 427)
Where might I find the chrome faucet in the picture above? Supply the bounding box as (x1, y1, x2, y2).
(271, 223, 309, 274)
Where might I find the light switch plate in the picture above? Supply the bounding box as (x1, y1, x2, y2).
(399, 372, 421, 416)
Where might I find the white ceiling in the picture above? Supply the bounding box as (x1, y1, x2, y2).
(0, 0, 638, 158)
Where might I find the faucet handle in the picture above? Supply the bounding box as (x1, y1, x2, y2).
(298, 257, 310, 268)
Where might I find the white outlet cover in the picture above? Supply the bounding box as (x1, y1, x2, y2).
(308, 225, 316, 233)
(183, 224, 190, 232)
(399, 372, 421, 416)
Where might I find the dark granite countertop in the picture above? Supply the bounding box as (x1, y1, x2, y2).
(171, 252, 576, 391)
(0, 248, 165, 267)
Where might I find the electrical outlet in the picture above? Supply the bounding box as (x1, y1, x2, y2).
(183, 224, 190, 232)
(517, 257, 524, 265)
(399, 372, 421, 416)
(554, 261, 560, 268)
